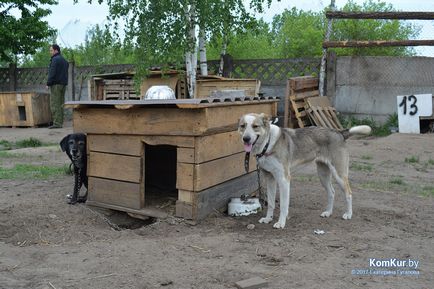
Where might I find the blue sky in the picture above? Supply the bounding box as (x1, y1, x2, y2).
(46, 0, 434, 56)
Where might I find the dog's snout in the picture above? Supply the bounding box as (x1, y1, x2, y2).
(243, 136, 251, 143)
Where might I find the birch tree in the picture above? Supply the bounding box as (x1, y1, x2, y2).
(90, 0, 274, 97)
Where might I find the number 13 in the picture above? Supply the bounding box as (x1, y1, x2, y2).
(399, 95, 418, 116)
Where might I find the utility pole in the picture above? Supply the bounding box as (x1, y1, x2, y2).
(319, 0, 335, 97)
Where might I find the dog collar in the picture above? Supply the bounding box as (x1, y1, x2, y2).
(255, 135, 272, 159)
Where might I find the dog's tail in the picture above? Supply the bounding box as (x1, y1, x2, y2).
(342, 125, 372, 139)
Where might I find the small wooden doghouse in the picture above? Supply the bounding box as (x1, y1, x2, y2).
(66, 97, 278, 221)
(88, 72, 138, 101)
(0, 92, 51, 127)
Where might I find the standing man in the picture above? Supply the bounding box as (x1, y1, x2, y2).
(47, 44, 69, 129)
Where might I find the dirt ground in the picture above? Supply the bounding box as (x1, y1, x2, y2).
(0, 126, 433, 289)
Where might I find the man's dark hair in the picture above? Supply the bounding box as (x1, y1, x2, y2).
(51, 44, 61, 53)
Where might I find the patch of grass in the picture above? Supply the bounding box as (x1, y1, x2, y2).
(15, 137, 43, 148)
(420, 186, 434, 197)
(427, 159, 434, 166)
(361, 155, 373, 160)
(350, 162, 373, 172)
(339, 113, 398, 137)
(0, 164, 67, 180)
(405, 155, 419, 163)
(389, 178, 405, 185)
(0, 140, 13, 150)
(0, 151, 27, 158)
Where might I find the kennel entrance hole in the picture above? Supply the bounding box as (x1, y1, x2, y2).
(18, 106, 26, 121)
(144, 144, 178, 211)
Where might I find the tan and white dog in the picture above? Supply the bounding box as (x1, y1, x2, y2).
(238, 113, 371, 229)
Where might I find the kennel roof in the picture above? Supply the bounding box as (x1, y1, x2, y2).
(65, 96, 279, 109)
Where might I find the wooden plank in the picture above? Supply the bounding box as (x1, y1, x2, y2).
(175, 201, 194, 219)
(88, 134, 144, 156)
(177, 147, 195, 163)
(88, 177, 143, 209)
(289, 76, 318, 92)
(177, 152, 257, 192)
(305, 96, 331, 107)
(176, 162, 194, 191)
(73, 107, 207, 136)
(86, 201, 168, 219)
(195, 171, 258, 220)
(140, 74, 179, 96)
(284, 79, 290, 128)
(309, 107, 327, 127)
(89, 152, 142, 183)
(178, 190, 195, 203)
(323, 40, 434, 48)
(290, 90, 319, 101)
(30, 94, 51, 126)
(326, 11, 434, 20)
(194, 131, 243, 163)
(316, 107, 335, 129)
(195, 79, 260, 98)
(205, 103, 276, 132)
(142, 136, 195, 148)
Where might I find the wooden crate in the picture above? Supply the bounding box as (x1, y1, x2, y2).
(195, 76, 260, 98)
(0, 92, 51, 127)
(103, 79, 138, 100)
(67, 98, 278, 221)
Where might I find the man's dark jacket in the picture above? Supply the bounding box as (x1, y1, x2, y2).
(47, 53, 69, 86)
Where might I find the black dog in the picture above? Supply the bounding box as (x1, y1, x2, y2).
(60, 133, 88, 204)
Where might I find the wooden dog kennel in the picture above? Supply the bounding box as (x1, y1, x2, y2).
(0, 92, 51, 127)
(66, 97, 278, 221)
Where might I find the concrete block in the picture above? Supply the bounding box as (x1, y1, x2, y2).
(235, 277, 268, 289)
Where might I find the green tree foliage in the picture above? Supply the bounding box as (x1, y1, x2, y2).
(272, 8, 325, 58)
(21, 25, 134, 67)
(207, 0, 421, 59)
(89, 0, 273, 73)
(331, 0, 421, 56)
(0, 0, 56, 63)
(207, 19, 279, 60)
(64, 25, 135, 65)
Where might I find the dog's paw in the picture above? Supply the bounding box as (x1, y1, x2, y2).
(342, 212, 352, 220)
(273, 221, 286, 229)
(67, 198, 78, 205)
(320, 211, 332, 218)
(258, 217, 273, 224)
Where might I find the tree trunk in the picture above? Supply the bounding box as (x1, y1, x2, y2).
(218, 40, 227, 76)
(185, 4, 197, 98)
(199, 28, 208, 76)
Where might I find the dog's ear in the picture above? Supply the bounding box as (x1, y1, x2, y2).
(259, 113, 271, 127)
(60, 135, 70, 152)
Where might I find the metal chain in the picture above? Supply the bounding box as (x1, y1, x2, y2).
(255, 160, 266, 207)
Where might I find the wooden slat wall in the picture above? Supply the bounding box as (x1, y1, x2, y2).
(88, 152, 142, 183)
(176, 151, 256, 192)
(195, 79, 260, 98)
(88, 177, 143, 209)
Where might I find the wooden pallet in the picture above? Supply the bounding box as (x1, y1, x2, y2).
(305, 96, 343, 130)
(284, 76, 318, 128)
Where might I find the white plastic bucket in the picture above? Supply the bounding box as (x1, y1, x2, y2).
(228, 197, 261, 217)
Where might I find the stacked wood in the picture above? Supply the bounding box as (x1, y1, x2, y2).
(284, 76, 343, 130)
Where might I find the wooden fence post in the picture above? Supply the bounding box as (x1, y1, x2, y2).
(68, 61, 75, 101)
(326, 51, 337, 103)
(8, 63, 17, 91)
